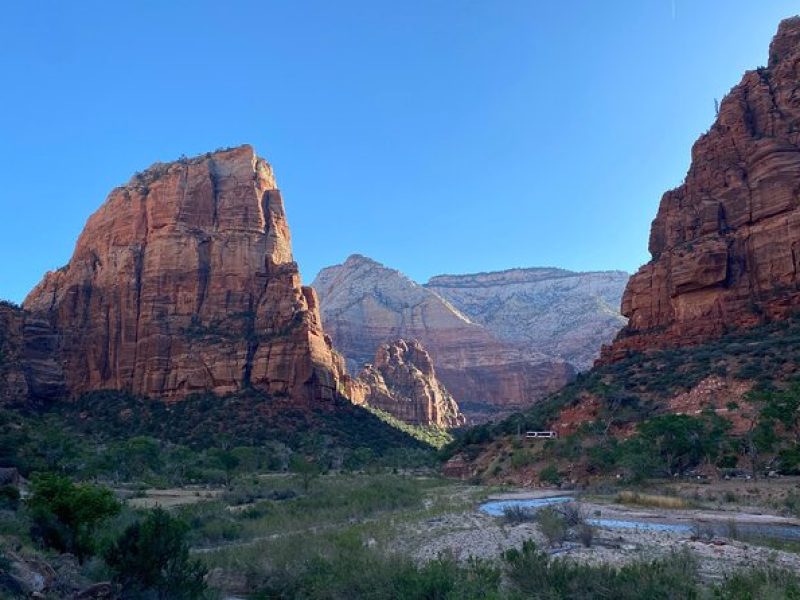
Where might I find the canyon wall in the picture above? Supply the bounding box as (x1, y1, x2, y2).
(313, 255, 575, 421)
(603, 17, 800, 361)
(23, 146, 347, 404)
(427, 268, 627, 370)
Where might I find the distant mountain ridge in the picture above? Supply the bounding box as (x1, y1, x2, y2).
(427, 267, 628, 370)
(312, 255, 627, 421)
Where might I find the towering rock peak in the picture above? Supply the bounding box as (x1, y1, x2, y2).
(313, 257, 575, 422)
(23, 146, 346, 403)
(352, 339, 465, 428)
(315, 254, 471, 324)
(769, 16, 800, 67)
(603, 17, 800, 360)
(426, 268, 628, 370)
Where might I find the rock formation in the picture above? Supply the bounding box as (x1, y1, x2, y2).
(351, 339, 465, 428)
(602, 17, 800, 361)
(312, 255, 575, 421)
(427, 268, 628, 370)
(23, 145, 347, 403)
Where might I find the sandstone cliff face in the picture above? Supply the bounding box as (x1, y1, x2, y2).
(24, 146, 346, 403)
(312, 255, 574, 421)
(427, 269, 627, 370)
(352, 339, 465, 428)
(603, 17, 800, 360)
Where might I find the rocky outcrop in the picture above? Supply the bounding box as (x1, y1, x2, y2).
(427, 268, 628, 370)
(23, 146, 347, 404)
(602, 17, 800, 360)
(312, 255, 574, 421)
(352, 339, 465, 428)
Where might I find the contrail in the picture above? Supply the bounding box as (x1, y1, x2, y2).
(671, 0, 677, 20)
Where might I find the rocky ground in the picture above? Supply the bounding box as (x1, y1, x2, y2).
(396, 485, 800, 581)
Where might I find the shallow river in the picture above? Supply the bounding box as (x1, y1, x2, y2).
(478, 498, 800, 540)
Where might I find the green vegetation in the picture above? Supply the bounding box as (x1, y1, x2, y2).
(180, 473, 438, 548)
(445, 317, 800, 482)
(365, 406, 453, 449)
(0, 389, 437, 486)
(105, 508, 208, 599)
(27, 474, 120, 562)
(505, 542, 700, 599)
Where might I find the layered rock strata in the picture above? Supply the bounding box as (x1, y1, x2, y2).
(352, 339, 465, 428)
(24, 146, 347, 403)
(312, 255, 574, 420)
(602, 17, 800, 360)
(427, 268, 627, 370)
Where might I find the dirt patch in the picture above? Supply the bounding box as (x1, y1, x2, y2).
(127, 487, 222, 509)
(667, 376, 754, 434)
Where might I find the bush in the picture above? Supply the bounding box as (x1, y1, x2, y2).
(27, 474, 120, 562)
(577, 522, 595, 547)
(504, 541, 700, 599)
(104, 507, 208, 599)
(502, 505, 535, 524)
(714, 566, 800, 599)
(539, 465, 562, 485)
(0, 486, 20, 511)
(535, 507, 568, 547)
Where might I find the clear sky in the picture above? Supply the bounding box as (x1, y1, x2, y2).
(1, 1, 797, 303)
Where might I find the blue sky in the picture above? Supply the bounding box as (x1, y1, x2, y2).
(1, 1, 797, 303)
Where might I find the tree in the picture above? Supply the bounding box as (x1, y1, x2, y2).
(104, 508, 207, 599)
(27, 474, 120, 562)
(289, 455, 321, 492)
(638, 415, 708, 476)
(208, 448, 240, 485)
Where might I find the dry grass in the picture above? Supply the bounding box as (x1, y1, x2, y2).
(615, 491, 691, 510)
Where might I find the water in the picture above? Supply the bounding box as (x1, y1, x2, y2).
(479, 498, 800, 541)
(479, 496, 574, 516)
(587, 518, 692, 533)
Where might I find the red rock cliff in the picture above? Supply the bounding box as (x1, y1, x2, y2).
(351, 339, 465, 428)
(24, 145, 346, 403)
(602, 17, 800, 360)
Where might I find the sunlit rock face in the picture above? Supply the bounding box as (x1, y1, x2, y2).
(602, 17, 800, 361)
(313, 255, 576, 421)
(351, 339, 465, 428)
(24, 146, 348, 404)
(427, 268, 628, 371)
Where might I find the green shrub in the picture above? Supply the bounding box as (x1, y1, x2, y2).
(504, 541, 699, 599)
(27, 474, 120, 562)
(714, 566, 800, 599)
(535, 507, 568, 546)
(105, 508, 208, 599)
(539, 464, 562, 485)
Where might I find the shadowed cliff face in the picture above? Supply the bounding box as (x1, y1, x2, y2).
(23, 146, 347, 403)
(603, 16, 800, 361)
(313, 255, 575, 421)
(350, 339, 465, 428)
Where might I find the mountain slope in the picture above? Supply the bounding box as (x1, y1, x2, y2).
(446, 16, 800, 485)
(313, 255, 574, 421)
(427, 268, 627, 370)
